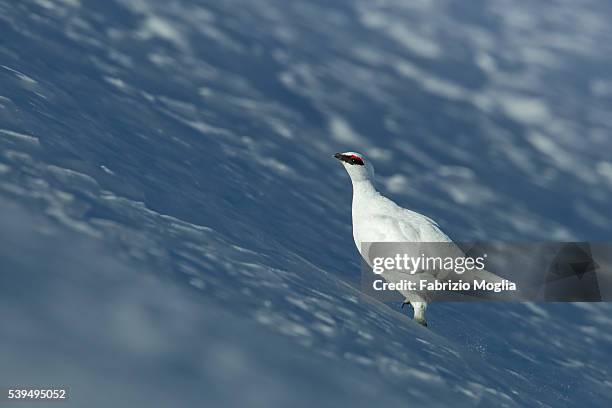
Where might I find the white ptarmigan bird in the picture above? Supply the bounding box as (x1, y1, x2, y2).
(334, 151, 506, 327)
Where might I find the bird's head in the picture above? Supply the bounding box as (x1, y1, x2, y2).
(334, 151, 375, 183)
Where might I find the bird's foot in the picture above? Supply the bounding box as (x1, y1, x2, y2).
(401, 300, 413, 310)
(414, 317, 428, 328)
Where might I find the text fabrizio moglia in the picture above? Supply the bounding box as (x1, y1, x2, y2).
(372, 279, 516, 293)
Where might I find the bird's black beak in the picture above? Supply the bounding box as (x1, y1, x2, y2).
(333, 153, 365, 166)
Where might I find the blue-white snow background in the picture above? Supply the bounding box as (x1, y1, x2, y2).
(1, 0, 612, 406)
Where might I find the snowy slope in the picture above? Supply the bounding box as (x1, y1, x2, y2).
(1, 0, 611, 406)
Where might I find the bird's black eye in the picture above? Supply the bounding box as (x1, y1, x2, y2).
(349, 155, 364, 166)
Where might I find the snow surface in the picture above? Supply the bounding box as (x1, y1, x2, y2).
(1, 0, 611, 406)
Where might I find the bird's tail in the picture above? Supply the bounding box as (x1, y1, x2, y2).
(478, 268, 514, 285)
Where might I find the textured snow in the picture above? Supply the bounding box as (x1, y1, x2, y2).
(1, 0, 612, 407)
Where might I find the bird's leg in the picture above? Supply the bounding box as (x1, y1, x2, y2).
(412, 301, 428, 327)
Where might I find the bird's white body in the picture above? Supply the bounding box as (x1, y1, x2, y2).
(351, 180, 451, 249)
(335, 151, 504, 326)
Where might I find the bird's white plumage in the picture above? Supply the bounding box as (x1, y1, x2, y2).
(335, 151, 505, 326)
